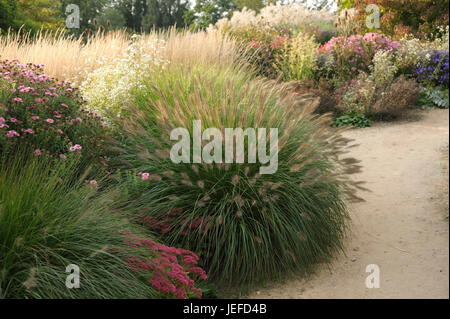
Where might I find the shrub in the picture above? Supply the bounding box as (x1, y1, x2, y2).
(348, 0, 449, 39)
(333, 112, 371, 128)
(224, 24, 290, 78)
(289, 79, 338, 115)
(110, 65, 361, 287)
(395, 26, 449, 75)
(320, 33, 401, 81)
(338, 72, 420, 118)
(370, 49, 398, 87)
(0, 58, 109, 175)
(80, 35, 167, 118)
(414, 50, 449, 86)
(273, 33, 319, 81)
(417, 86, 449, 109)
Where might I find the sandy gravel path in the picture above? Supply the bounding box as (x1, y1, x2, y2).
(247, 109, 449, 299)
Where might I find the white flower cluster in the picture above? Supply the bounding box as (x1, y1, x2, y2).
(80, 35, 167, 118)
(215, 3, 336, 30)
(395, 25, 449, 71)
(370, 49, 398, 87)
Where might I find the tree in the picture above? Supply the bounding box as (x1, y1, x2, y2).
(142, 0, 189, 30)
(60, 0, 109, 34)
(0, 0, 16, 31)
(95, 6, 126, 30)
(234, 0, 265, 12)
(14, 0, 64, 32)
(185, 0, 238, 30)
(117, 0, 148, 31)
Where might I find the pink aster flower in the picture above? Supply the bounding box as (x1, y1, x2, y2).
(12, 97, 23, 103)
(56, 129, 63, 134)
(89, 180, 97, 185)
(0, 123, 9, 129)
(46, 118, 54, 124)
(59, 154, 67, 159)
(33, 149, 41, 156)
(6, 130, 20, 137)
(0, 117, 5, 123)
(142, 173, 150, 180)
(9, 118, 17, 123)
(69, 144, 82, 152)
(25, 128, 35, 134)
(31, 116, 40, 120)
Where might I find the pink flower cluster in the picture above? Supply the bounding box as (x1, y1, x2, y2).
(319, 33, 401, 80)
(320, 33, 401, 55)
(122, 233, 206, 299)
(0, 58, 108, 173)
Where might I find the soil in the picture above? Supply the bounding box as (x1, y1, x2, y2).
(246, 109, 449, 299)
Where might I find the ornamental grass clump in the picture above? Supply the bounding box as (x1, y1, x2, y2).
(0, 154, 152, 298)
(0, 153, 207, 299)
(111, 64, 363, 287)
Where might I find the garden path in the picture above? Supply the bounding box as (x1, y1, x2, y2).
(247, 109, 449, 299)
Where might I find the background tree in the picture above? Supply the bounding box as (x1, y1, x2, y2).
(60, 0, 109, 34)
(0, 0, 16, 32)
(117, 0, 148, 31)
(142, 0, 189, 30)
(184, 0, 238, 30)
(95, 6, 127, 30)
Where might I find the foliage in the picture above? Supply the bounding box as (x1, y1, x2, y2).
(414, 50, 449, 86)
(0, 153, 150, 298)
(142, 0, 189, 31)
(0, 152, 207, 299)
(290, 79, 338, 115)
(349, 0, 449, 39)
(0, 58, 109, 175)
(417, 86, 450, 109)
(60, 0, 109, 35)
(95, 7, 127, 31)
(224, 24, 290, 77)
(273, 32, 319, 81)
(333, 112, 371, 128)
(320, 33, 401, 81)
(0, 0, 16, 31)
(109, 65, 361, 287)
(185, 0, 238, 30)
(80, 35, 167, 118)
(338, 72, 420, 118)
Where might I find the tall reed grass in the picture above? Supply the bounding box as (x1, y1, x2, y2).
(0, 28, 240, 85)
